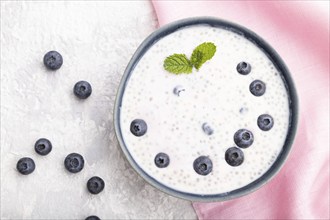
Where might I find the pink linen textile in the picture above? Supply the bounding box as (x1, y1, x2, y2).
(151, 1, 330, 219)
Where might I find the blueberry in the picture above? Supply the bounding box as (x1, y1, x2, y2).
(87, 176, 105, 194)
(234, 129, 254, 148)
(225, 147, 244, 166)
(202, 123, 214, 135)
(258, 114, 274, 131)
(173, 86, 185, 96)
(16, 157, 35, 175)
(193, 156, 213, 176)
(130, 119, 147, 137)
(250, 80, 266, 96)
(236, 62, 251, 75)
(64, 153, 84, 173)
(85, 216, 101, 220)
(43, 51, 63, 70)
(73, 81, 92, 99)
(154, 153, 170, 168)
(34, 138, 52, 156)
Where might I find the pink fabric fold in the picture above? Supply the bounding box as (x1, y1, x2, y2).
(152, 1, 329, 219)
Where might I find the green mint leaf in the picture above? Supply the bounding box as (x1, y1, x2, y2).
(191, 42, 216, 70)
(163, 54, 193, 74)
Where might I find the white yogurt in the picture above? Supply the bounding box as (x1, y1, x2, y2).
(119, 25, 290, 195)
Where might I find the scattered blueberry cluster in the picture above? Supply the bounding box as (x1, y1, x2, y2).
(43, 51, 93, 99)
(16, 51, 101, 220)
(128, 61, 274, 176)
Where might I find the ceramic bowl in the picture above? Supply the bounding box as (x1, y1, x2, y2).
(114, 17, 298, 202)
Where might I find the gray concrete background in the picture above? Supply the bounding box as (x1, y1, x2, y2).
(0, 1, 197, 219)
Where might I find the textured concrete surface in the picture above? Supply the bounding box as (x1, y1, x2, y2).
(0, 1, 197, 219)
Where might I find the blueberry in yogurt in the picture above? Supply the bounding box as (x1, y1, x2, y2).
(236, 62, 251, 75)
(234, 129, 254, 148)
(173, 86, 185, 96)
(85, 216, 101, 220)
(225, 147, 244, 166)
(64, 153, 84, 173)
(16, 157, 35, 175)
(87, 176, 105, 194)
(130, 119, 147, 137)
(193, 156, 213, 176)
(34, 138, 52, 156)
(202, 123, 214, 135)
(250, 80, 266, 96)
(43, 51, 63, 70)
(73, 81, 92, 99)
(154, 153, 170, 168)
(258, 114, 274, 131)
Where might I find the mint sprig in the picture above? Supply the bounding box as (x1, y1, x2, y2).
(191, 42, 216, 70)
(163, 54, 193, 74)
(163, 42, 216, 74)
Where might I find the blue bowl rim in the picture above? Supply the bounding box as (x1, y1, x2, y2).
(113, 17, 299, 202)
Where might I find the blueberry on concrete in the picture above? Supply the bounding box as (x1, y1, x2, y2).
(250, 80, 266, 96)
(202, 123, 214, 135)
(64, 153, 84, 173)
(236, 62, 251, 75)
(87, 176, 105, 194)
(130, 119, 147, 137)
(73, 81, 92, 99)
(234, 129, 254, 148)
(154, 153, 170, 168)
(85, 216, 101, 220)
(193, 156, 213, 176)
(34, 138, 52, 156)
(225, 147, 244, 166)
(258, 114, 274, 131)
(16, 157, 35, 175)
(43, 51, 63, 70)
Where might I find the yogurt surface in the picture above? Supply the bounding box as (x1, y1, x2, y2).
(119, 25, 290, 195)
